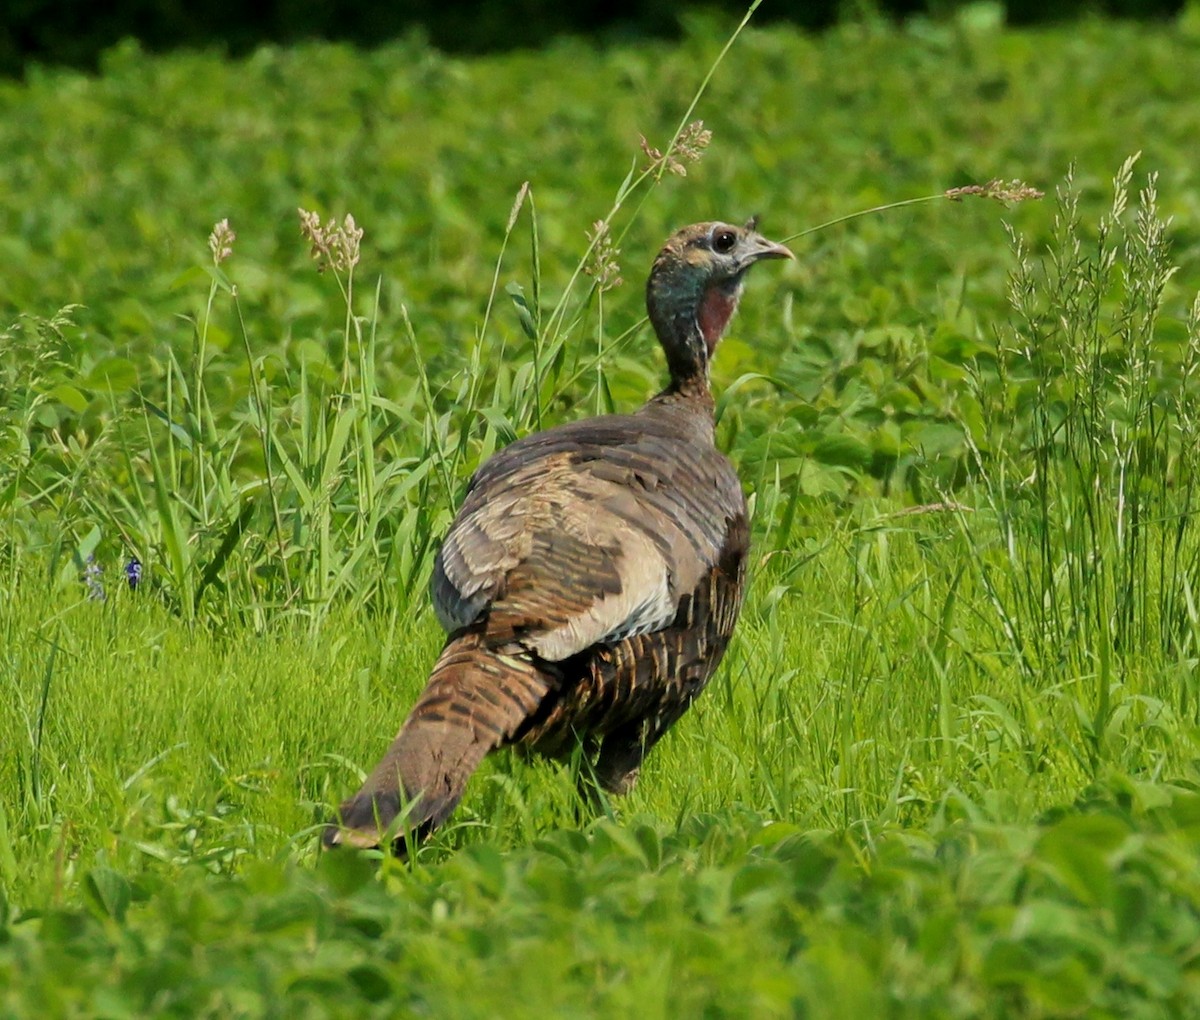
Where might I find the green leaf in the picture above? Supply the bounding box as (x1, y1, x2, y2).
(81, 356, 139, 390)
(1035, 813, 1131, 907)
(812, 434, 873, 470)
(253, 890, 324, 934)
(142, 398, 194, 449)
(632, 823, 663, 870)
(46, 384, 88, 414)
(506, 281, 538, 340)
(84, 867, 131, 923)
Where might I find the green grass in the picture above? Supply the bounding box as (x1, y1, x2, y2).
(4, 6, 1200, 1016)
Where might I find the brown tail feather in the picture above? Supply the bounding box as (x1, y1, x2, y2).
(322, 632, 556, 851)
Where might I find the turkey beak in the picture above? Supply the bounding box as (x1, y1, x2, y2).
(743, 234, 794, 267)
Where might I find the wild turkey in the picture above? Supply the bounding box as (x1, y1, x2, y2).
(324, 219, 793, 850)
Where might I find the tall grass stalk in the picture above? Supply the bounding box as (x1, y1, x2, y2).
(961, 156, 1200, 770)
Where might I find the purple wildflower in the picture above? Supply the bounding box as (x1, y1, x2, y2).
(125, 557, 142, 591)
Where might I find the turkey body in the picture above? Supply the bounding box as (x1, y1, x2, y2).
(434, 399, 749, 766)
(324, 220, 791, 850)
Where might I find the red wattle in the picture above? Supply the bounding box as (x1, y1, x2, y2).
(698, 287, 738, 356)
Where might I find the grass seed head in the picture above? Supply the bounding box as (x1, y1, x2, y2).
(584, 220, 623, 291)
(640, 119, 713, 179)
(298, 208, 364, 273)
(945, 179, 1045, 205)
(208, 218, 236, 265)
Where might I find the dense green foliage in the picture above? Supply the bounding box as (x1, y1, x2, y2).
(6, 800, 1200, 1017)
(3, 10, 1200, 1016)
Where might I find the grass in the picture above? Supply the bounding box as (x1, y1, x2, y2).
(3, 6, 1200, 1016)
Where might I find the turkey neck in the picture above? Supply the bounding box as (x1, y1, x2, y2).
(646, 371, 716, 429)
(646, 277, 745, 426)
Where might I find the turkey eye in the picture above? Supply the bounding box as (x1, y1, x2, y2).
(712, 229, 737, 254)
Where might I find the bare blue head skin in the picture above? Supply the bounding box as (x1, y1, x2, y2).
(646, 219, 794, 388)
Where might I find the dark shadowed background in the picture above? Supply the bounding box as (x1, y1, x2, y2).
(0, 0, 1186, 75)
